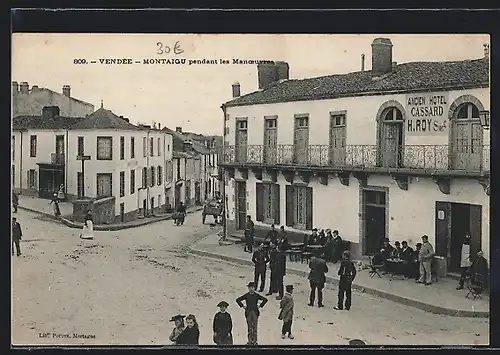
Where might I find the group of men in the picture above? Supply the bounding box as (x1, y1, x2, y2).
(304, 228, 345, 263)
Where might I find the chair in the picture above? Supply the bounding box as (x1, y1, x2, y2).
(368, 257, 384, 279)
(466, 274, 485, 300)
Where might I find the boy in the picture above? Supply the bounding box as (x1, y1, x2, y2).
(236, 281, 268, 345)
(278, 285, 295, 339)
(213, 301, 233, 345)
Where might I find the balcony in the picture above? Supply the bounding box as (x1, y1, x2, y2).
(221, 144, 490, 177)
(50, 153, 65, 165)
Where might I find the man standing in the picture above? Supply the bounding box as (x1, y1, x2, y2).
(274, 247, 287, 300)
(456, 233, 472, 290)
(332, 230, 343, 263)
(278, 285, 295, 340)
(244, 215, 255, 253)
(176, 201, 187, 225)
(236, 281, 268, 345)
(12, 191, 19, 213)
(308, 251, 328, 308)
(278, 226, 290, 251)
(266, 244, 279, 296)
(252, 244, 269, 292)
(12, 217, 22, 257)
(400, 241, 414, 279)
(417, 235, 435, 286)
(334, 250, 356, 311)
(265, 224, 278, 245)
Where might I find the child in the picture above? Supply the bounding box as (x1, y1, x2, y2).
(278, 284, 295, 339)
(213, 301, 233, 345)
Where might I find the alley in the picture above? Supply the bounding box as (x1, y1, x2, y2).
(12, 210, 488, 346)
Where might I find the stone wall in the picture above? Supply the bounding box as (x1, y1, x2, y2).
(72, 196, 115, 224)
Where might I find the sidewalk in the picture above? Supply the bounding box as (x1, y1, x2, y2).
(189, 234, 489, 318)
(16, 195, 203, 231)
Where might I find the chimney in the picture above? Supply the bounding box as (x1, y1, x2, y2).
(42, 106, 61, 120)
(31, 85, 39, 92)
(232, 82, 241, 98)
(361, 54, 365, 71)
(257, 61, 278, 89)
(12, 81, 19, 95)
(176, 126, 182, 133)
(275, 61, 290, 81)
(371, 38, 393, 77)
(483, 43, 490, 58)
(62, 85, 71, 97)
(158, 123, 161, 130)
(20, 82, 29, 94)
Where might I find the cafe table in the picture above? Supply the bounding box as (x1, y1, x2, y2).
(385, 258, 405, 280)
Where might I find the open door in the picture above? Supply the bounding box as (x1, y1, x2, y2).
(435, 201, 451, 259)
(469, 204, 482, 259)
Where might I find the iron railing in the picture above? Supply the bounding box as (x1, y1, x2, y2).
(50, 153, 65, 165)
(222, 144, 490, 173)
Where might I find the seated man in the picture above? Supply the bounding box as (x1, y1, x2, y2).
(470, 250, 489, 288)
(379, 238, 394, 272)
(391, 241, 402, 259)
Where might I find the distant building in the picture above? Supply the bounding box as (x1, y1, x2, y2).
(220, 38, 490, 269)
(12, 82, 94, 117)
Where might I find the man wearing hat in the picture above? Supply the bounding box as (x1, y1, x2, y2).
(252, 243, 270, 292)
(334, 250, 357, 311)
(308, 251, 328, 308)
(213, 301, 233, 345)
(168, 314, 186, 343)
(278, 285, 295, 339)
(236, 281, 268, 345)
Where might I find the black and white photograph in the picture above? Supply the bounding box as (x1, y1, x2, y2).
(11, 31, 490, 346)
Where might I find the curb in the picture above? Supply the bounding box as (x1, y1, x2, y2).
(18, 206, 204, 231)
(187, 246, 489, 319)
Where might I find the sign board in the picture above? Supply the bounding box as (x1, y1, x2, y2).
(77, 155, 91, 160)
(405, 92, 449, 136)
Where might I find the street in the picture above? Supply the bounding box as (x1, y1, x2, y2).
(12, 210, 489, 346)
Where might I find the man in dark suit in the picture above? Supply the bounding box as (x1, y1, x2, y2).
(265, 224, 279, 245)
(12, 217, 22, 257)
(274, 248, 287, 300)
(470, 250, 489, 288)
(252, 244, 270, 292)
(308, 251, 328, 308)
(400, 241, 414, 278)
(266, 244, 279, 296)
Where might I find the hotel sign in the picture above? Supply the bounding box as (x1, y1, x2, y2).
(405, 92, 449, 136)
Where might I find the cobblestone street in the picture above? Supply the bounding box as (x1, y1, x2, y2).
(12, 210, 489, 346)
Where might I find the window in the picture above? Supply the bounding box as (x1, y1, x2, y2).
(167, 144, 170, 152)
(150, 137, 154, 157)
(27, 169, 37, 189)
(97, 137, 113, 160)
(237, 120, 247, 130)
(165, 161, 173, 183)
(286, 185, 313, 230)
(77, 136, 85, 156)
(130, 137, 135, 158)
(130, 169, 135, 194)
(265, 118, 277, 129)
(157, 137, 161, 156)
(97, 173, 113, 197)
(383, 107, 403, 121)
(142, 167, 147, 188)
(30, 135, 37, 157)
(120, 136, 125, 160)
(143, 137, 147, 157)
(176, 159, 181, 180)
(157, 166, 162, 185)
(331, 114, 346, 127)
(120, 171, 125, 197)
(296, 117, 309, 127)
(256, 183, 280, 224)
(12, 135, 15, 160)
(365, 190, 386, 206)
(150, 166, 155, 187)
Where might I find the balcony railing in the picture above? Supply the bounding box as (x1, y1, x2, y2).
(222, 144, 490, 174)
(50, 153, 65, 165)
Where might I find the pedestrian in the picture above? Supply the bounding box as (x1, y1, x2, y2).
(175, 314, 200, 345)
(244, 215, 255, 253)
(213, 301, 233, 345)
(278, 226, 290, 251)
(236, 281, 268, 345)
(266, 244, 279, 296)
(252, 244, 269, 292)
(12, 191, 19, 213)
(175, 201, 187, 225)
(80, 210, 94, 240)
(278, 285, 295, 340)
(57, 184, 65, 201)
(265, 224, 278, 244)
(400, 241, 414, 279)
(325, 230, 334, 262)
(332, 230, 343, 263)
(49, 193, 61, 217)
(274, 247, 287, 300)
(413, 243, 422, 280)
(12, 217, 22, 257)
(308, 251, 328, 308)
(417, 235, 434, 286)
(168, 314, 186, 343)
(456, 233, 472, 290)
(334, 250, 357, 311)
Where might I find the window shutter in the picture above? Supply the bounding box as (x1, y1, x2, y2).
(306, 186, 313, 230)
(285, 185, 293, 227)
(273, 184, 280, 225)
(34, 170, 38, 189)
(255, 183, 264, 222)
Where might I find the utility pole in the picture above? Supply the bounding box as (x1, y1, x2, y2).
(76, 154, 91, 198)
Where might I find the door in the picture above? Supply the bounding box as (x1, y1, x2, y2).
(294, 116, 309, 165)
(469, 204, 482, 261)
(329, 114, 346, 166)
(120, 203, 125, 222)
(450, 203, 470, 272)
(379, 108, 404, 168)
(452, 103, 483, 171)
(363, 190, 387, 255)
(264, 117, 277, 164)
(235, 181, 247, 230)
(235, 119, 248, 163)
(435, 201, 451, 259)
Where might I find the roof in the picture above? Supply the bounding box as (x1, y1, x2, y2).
(173, 151, 198, 159)
(42, 88, 94, 107)
(71, 108, 141, 130)
(224, 58, 489, 107)
(162, 127, 213, 155)
(13, 115, 85, 130)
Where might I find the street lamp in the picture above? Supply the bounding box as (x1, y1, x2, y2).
(479, 110, 490, 129)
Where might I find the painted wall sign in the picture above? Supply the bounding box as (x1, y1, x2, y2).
(405, 93, 450, 135)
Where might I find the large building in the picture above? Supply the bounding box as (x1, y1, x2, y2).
(12, 105, 174, 223)
(220, 38, 490, 274)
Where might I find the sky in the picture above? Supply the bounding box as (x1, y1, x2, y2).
(12, 34, 489, 135)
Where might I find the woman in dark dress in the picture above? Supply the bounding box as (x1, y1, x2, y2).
(175, 314, 200, 345)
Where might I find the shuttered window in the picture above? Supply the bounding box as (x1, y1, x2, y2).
(150, 166, 155, 187)
(157, 166, 162, 185)
(97, 173, 113, 197)
(97, 137, 113, 160)
(286, 185, 313, 230)
(130, 169, 135, 194)
(131, 137, 135, 158)
(120, 171, 125, 197)
(256, 182, 280, 225)
(27, 169, 37, 189)
(142, 167, 147, 188)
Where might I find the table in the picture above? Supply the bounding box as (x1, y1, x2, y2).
(307, 245, 324, 254)
(385, 258, 406, 280)
(289, 242, 304, 249)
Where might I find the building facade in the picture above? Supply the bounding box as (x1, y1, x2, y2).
(220, 38, 490, 273)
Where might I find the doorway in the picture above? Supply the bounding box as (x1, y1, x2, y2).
(293, 115, 309, 165)
(378, 107, 404, 168)
(264, 117, 277, 164)
(362, 189, 387, 255)
(235, 119, 248, 163)
(120, 203, 125, 222)
(235, 180, 247, 230)
(435, 201, 482, 273)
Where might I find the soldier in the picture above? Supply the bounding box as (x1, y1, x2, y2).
(213, 301, 233, 345)
(252, 244, 270, 292)
(236, 281, 268, 345)
(334, 250, 357, 311)
(168, 314, 186, 343)
(12, 217, 22, 257)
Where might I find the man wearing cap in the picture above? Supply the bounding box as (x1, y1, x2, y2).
(252, 244, 270, 292)
(169, 314, 186, 343)
(213, 301, 233, 345)
(334, 250, 357, 311)
(236, 281, 268, 345)
(308, 251, 328, 308)
(278, 285, 295, 339)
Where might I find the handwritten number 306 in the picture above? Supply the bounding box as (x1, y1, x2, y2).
(157, 41, 184, 55)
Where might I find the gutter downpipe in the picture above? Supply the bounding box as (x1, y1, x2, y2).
(20, 131, 23, 192)
(221, 103, 227, 240)
(147, 129, 151, 217)
(65, 129, 69, 197)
